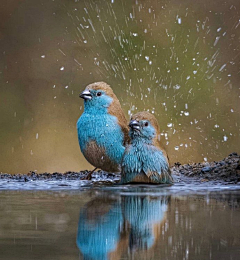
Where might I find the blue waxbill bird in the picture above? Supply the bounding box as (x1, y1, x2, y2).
(77, 82, 129, 179)
(121, 111, 173, 184)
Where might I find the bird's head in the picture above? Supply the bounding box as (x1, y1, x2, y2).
(129, 111, 160, 143)
(80, 82, 116, 112)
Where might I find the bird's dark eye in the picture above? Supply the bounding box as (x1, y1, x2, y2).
(144, 122, 148, 127)
(97, 92, 102, 96)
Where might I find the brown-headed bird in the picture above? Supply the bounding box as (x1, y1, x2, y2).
(77, 82, 129, 177)
(121, 111, 173, 184)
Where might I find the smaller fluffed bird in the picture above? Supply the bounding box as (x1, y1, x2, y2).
(77, 82, 129, 178)
(121, 111, 173, 184)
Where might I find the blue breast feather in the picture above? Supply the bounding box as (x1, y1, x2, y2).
(121, 142, 170, 183)
(77, 111, 125, 165)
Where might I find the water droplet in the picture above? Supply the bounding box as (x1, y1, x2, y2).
(219, 64, 226, 71)
(173, 84, 181, 90)
(145, 56, 149, 61)
(213, 36, 220, 46)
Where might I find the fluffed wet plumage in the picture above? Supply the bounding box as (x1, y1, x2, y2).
(121, 111, 173, 184)
(77, 82, 129, 172)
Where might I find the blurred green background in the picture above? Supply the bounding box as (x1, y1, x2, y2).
(0, 0, 239, 174)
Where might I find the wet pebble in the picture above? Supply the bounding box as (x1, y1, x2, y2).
(201, 166, 212, 172)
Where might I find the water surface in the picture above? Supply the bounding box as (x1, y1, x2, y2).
(1, 186, 239, 260)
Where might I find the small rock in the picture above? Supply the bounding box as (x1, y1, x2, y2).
(201, 166, 211, 172)
(174, 162, 181, 167)
(229, 152, 238, 156)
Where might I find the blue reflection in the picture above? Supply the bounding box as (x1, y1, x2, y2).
(123, 196, 168, 250)
(76, 197, 123, 260)
(77, 193, 169, 259)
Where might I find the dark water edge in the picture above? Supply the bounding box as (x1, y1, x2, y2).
(0, 153, 239, 191)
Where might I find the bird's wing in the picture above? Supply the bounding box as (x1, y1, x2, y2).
(120, 123, 130, 145)
(146, 168, 173, 184)
(143, 149, 173, 184)
(154, 139, 170, 165)
(108, 99, 130, 145)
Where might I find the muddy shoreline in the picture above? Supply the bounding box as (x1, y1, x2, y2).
(0, 153, 239, 185)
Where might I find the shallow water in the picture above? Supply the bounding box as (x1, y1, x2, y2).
(1, 185, 240, 260)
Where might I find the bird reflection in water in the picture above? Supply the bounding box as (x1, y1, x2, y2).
(76, 192, 170, 259)
(123, 196, 168, 251)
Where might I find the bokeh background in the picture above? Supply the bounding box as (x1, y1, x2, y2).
(0, 0, 239, 174)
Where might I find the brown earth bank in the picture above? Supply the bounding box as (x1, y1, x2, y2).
(172, 152, 240, 184)
(0, 153, 239, 184)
